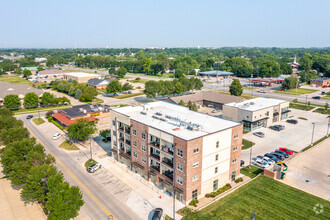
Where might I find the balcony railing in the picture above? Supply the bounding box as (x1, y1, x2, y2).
(150, 153, 160, 160)
(150, 165, 160, 172)
(126, 150, 131, 156)
(162, 170, 173, 181)
(118, 127, 124, 132)
(119, 137, 124, 141)
(125, 128, 130, 134)
(150, 141, 160, 148)
(161, 145, 174, 155)
(119, 147, 125, 152)
(162, 158, 173, 168)
(125, 140, 131, 145)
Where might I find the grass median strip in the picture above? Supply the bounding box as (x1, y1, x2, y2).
(242, 139, 255, 150)
(32, 118, 45, 125)
(275, 88, 318, 95)
(182, 175, 330, 219)
(13, 105, 72, 115)
(313, 108, 330, 115)
(289, 103, 314, 111)
(59, 140, 79, 151)
(85, 159, 98, 169)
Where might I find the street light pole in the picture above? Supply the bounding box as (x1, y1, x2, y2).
(90, 135, 93, 162)
(311, 123, 315, 146)
(305, 95, 308, 111)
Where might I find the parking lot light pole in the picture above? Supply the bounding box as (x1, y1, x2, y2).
(305, 95, 308, 111)
(249, 141, 253, 168)
(311, 123, 315, 146)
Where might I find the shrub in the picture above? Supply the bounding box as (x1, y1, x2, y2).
(210, 192, 217, 198)
(189, 199, 198, 207)
(226, 183, 232, 188)
(205, 193, 211, 198)
(45, 110, 55, 118)
(235, 177, 243, 183)
(135, 77, 141, 80)
(293, 98, 298, 102)
(48, 116, 54, 122)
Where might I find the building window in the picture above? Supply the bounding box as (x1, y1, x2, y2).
(233, 146, 238, 151)
(215, 167, 218, 173)
(141, 145, 146, 152)
(133, 151, 137, 158)
(192, 189, 198, 200)
(193, 148, 199, 154)
(113, 130, 117, 136)
(192, 175, 199, 182)
(112, 120, 116, 126)
(141, 133, 146, 140)
(133, 129, 137, 136)
(213, 180, 218, 191)
(215, 154, 219, 161)
(193, 162, 199, 168)
(142, 157, 146, 164)
(177, 163, 183, 171)
(216, 141, 219, 148)
(177, 149, 183, 157)
(113, 141, 117, 147)
(133, 141, 137, 147)
(234, 135, 239, 139)
(232, 158, 237, 163)
(177, 176, 183, 185)
(266, 111, 269, 116)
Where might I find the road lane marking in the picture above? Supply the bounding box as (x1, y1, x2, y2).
(24, 123, 116, 220)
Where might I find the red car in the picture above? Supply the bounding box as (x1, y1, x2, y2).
(279, 148, 293, 155)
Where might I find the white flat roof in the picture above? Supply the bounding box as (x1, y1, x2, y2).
(225, 97, 288, 111)
(113, 101, 240, 140)
(64, 72, 98, 77)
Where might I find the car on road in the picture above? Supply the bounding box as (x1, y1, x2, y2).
(151, 208, 163, 220)
(87, 163, 101, 173)
(253, 131, 265, 138)
(312, 96, 321, 99)
(279, 147, 294, 155)
(272, 152, 285, 161)
(321, 92, 325, 95)
(275, 149, 290, 158)
(264, 153, 281, 163)
(26, 115, 33, 119)
(257, 89, 266, 93)
(52, 133, 62, 140)
(263, 156, 275, 165)
(286, 119, 298, 124)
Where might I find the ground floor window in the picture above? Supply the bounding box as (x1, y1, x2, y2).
(192, 189, 198, 200)
(176, 191, 183, 202)
(281, 112, 288, 120)
(243, 119, 267, 131)
(231, 171, 236, 181)
(213, 180, 218, 191)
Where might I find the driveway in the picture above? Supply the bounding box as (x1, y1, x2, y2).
(282, 138, 330, 201)
(241, 109, 329, 164)
(47, 90, 83, 105)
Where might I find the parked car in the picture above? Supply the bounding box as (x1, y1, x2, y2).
(211, 109, 219, 113)
(52, 133, 61, 140)
(279, 147, 294, 155)
(286, 119, 298, 124)
(312, 96, 321, 99)
(263, 156, 275, 165)
(275, 149, 289, 158)
(253, 131, 265, 138)
(264, 153, 281, 163)
(253, 160, 269, 168)
(26, 115, 33, 119)
(151, 208, 163, 220)
(87, 163, 101, 173)
(272, 152, 285, 160)
(321, 92, 325, 95)
(269, 125, 285, 131)
(257, 89, 266, 93)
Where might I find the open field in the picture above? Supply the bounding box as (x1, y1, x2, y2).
(182, 175, 330, 220)
(275, 88, 318, 95)
(0, 75, 33, 85)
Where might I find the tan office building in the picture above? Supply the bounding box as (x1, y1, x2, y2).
(63, 72, 99, 83)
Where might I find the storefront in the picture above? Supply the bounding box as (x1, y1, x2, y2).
(243, 118, 268, 131)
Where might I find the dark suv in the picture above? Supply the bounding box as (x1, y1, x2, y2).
(151, 208, 163, 220)
(286, 119, 298, 124)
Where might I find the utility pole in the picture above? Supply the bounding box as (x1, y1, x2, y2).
(90, 135, 93, 162)
(251, 74, 254, 97)
(305, 95, 308, 111)
(311, 123, 315, 146)
(295, 77, 299, 94)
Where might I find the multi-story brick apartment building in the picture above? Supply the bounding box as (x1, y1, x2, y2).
(110, 101, 242, 204)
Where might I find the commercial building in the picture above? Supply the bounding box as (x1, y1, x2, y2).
(52, 104, 110, 130)
(87, 78, 113, 90)
(222, 97, 290, 131)
(63, 72, 99, 83)
(198, 70, 233, 77)
(310, 77, 330, 87)
(166, 91, 245, 110)
(110, 101, 242, 204)
(37, 68, 68, 79)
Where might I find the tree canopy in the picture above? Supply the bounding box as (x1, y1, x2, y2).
(4, 94, 21, 109)
(229, 79, 243, 96)
(24, 92, 39, 108)
(68, 119, 97, 141)
(106, 80, 122, 93)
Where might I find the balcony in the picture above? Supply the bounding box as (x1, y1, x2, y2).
(161, 145, 174, 155)
(125, 128, 130, 135)
(150, 152, 160, 160)
(150, 141, 160, 148)
(162, 157, 173, 168)
(150, 165, 160, 173)
(126, 150, 131, 156)
(118, 127, 124, 132)
(162, 170, 173, 181)
(119, 136, 124, 142)
(125, 139, 131, 145)
(119, 146, 125, 152)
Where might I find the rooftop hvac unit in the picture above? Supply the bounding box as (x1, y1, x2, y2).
(250, 102, 255, 105)
(140, 111, 147, 115)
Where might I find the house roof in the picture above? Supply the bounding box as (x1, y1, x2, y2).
(64, 72, 98, 78)
(87, 78, 111, 86)
(168, 91, 245, 105)
(0, 81, 44, 99)
(59, 104, 110, 118)
(52, 112, 97, 126)
(225, 97, 288, 111)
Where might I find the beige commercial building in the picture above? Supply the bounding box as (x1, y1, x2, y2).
(63, 72, 99, 83)
(222, 97, 290, 131)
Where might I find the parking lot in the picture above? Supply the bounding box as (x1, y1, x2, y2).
(241, 109, 329, 164)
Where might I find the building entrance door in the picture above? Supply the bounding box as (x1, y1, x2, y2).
(231, 171, 236, 181)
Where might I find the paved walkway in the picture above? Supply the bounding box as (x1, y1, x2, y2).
(0, 167, 46, 220)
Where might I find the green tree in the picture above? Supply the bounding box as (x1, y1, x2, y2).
(144, 81, 158, 98)
(15, 68, 22, 75)
(37, 65, 44, 72)
(4, 94, 21, 109)
(229, 79, 243, 96)
(143, 58, 152, 73)
(74, 88, 82, 99)
(279, 62, 293, 75)
(106, 80, 122, 93)
(24, 92, 39, 108)
(68, 119, 97, 141)
(108, 67, 116, 75)
(221, 57, 253, 77)
(117, 67, 127, 78)
(175, 82, 183, 94)
(100, 129, 111, 139)
(68, 86, 75, 96)
(23, 69, 32, 77)
(37, 85, 42, 89)
(187, 100, 193, 109)
(324, 103, 328, 110)
(282, 77, 299, 90)
(191, 103, 198, 111)
(46, 59, 55, 67)
(79, 93, 94, 102)
(41, 92, 55, 106)
(178, 100, 185, 106)
(122, 82, 133, 91)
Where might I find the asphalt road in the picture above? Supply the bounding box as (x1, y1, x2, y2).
(17, 115, 141, 220)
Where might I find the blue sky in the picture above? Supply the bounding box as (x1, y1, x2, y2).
(1, 0, 329, 48)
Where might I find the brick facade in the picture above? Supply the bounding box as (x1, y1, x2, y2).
(229, 124, 243, 181)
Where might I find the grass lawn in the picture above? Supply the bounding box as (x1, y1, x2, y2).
(182, 175, 330, 220)
(59, 140, 79, 151)
(243, 129, 250, 134)
(85, 159, 98, 169)
(322, 95, 330, 100)
(32, 118, 45, 125)
(115, 92, 144, 99)
(240, 165, 263, 178)
(275, 88, 318, 95)
(298, 117, 308, 120)
(82, 98, 104, 104)
(313, 108, 330, 115)
(127, 79, 149, 84)
(0, 75, 33, 86)
(289, 103, 314, 111)
(13, 105, 72, 115)
(242, 139, 255, 150)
